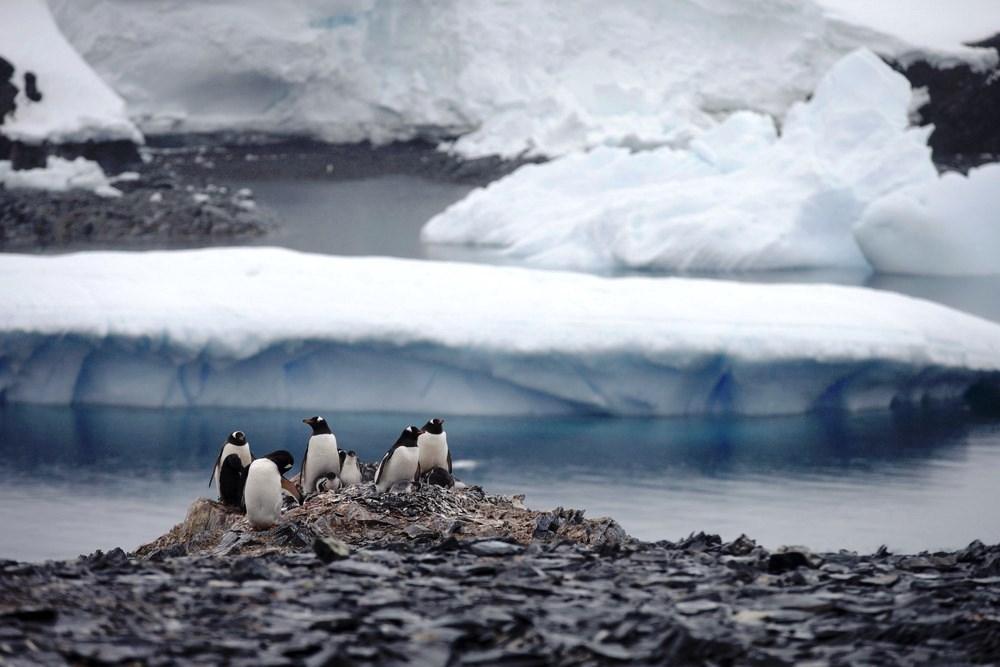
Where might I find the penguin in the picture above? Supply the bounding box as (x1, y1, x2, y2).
(339, 450, 363, 487)
(280, 478, 302, 508)
(417, 418, 451, 473)
(315, 472, 341, 493)
(244, 450, 294, 530)
(218, 454, 248, 507)
(424, 467, 455, 488)
(300, 416, 340, 495)
(374, 426, 422, 493)
(210, 431, 252, 493)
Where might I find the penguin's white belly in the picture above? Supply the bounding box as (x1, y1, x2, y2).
(214, 443, 252, 488)
(340, 461, 362, 486)
(303, 434, 340, 493)
(244, 460, 282, 529)
(376, 447, 419, 491)
(418, 434, 449, 472)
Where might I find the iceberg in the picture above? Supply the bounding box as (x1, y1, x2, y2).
(0, 0, 141, 145)
(1, 247, 998, 416)
(423, 50, 947, 273)
(0, 156, 121, 196)
(855, 163, 1000, 276)
(46, 0, 997, 159)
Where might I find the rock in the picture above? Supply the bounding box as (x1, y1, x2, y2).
(312, 536, 351, 563)
(768, 551, 814, 574)
(469, 540, 523, 557)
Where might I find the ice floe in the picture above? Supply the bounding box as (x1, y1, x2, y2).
(1, 247, 998, 416)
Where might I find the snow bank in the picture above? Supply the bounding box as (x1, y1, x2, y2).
(0, 156, 121, 196)
(46, 0, 996, 159)
(854, 163, 1000, 276)
(0, 0, 141, 145)
(423, 50, 945, 273)
(1, 247, 999, 416)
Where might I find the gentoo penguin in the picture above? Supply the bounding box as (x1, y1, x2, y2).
(218, 454, 247, 507)
(339, 450, 363, 487)
(300, 416, 340, 495)
(244, 450, 294, 530)
(374, 426, 422, 493)
(210, 431, 252, 492)
(280, 478, 302, 508)
(315, 472, 341, 493)
(417, 418, 451, 473)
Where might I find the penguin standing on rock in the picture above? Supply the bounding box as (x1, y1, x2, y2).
(374, 426, 422, 492)
(244, 450, 295, 529)
(218, 454, 248, 507)
(417, 418, 451, 474)
(339, 450, 363, 487)
(210, 431, 252, 494)
(300, 416, 341, 495)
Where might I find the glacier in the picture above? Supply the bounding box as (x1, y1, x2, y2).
(423, 50, 959, 274)
(0, 0, 140, 145)
(1, 247, 999, 416)
(46, 0, 998, 159)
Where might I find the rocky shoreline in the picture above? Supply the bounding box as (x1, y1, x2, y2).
(2, 484, 1000, 665)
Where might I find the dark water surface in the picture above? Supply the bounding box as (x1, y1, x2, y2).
(2, 403, 998, 562)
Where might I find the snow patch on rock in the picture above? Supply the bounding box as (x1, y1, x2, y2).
(0, 156, 121, 197)
(0, 0, 141, 145)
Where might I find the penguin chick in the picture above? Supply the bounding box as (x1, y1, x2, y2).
(417, 418, 451, 473)
(339, 450, 362, 487)
(218, 453, 248, 507)
(244, 450, 294, 530)
(300, 416, 341, 495)
(315, 472, 341, 493)
(424, 466, 455, 488)
(280, 478, 302, 508)
(374, 426, 422, 493)
(210, 430, 252, 492)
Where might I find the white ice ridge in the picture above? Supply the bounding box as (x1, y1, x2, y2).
(422, 50, 1000, 276)
(1, 247, 999, 416)
(46, 0, 997, 159)
(0, 0, 141, 145)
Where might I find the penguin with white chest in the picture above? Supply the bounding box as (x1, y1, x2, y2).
(210, 431, 252, 494)
(300, 416, 340, 495)
(339, 450, 362, 487)
(417, 418, 451, 474)
(374, 426, 422, 492)
(244, 450, 294, 529)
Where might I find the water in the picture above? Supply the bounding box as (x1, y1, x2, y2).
(1, 403, 998, 561)
(3, 173, 1000, 562)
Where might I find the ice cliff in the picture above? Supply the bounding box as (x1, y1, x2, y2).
(1, 248, 998, 416)
(46, 0, 998, 159)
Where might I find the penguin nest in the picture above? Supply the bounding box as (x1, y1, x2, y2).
(136, 483, 629, 559)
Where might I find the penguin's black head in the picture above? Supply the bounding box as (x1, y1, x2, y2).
(263, 450, 295, 475)
(396, 426, 422, 447)
(227, 431, 247, 446)
(302, 416, 332, 435)
(421, 418, 445, 435)
(347, 450, 357, 457)
(221, 453, 245, 472)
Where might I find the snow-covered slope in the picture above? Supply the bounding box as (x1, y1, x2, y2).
(1, 248, 999, 416)
(424, 50, 967, 274)
(47, 0, 998, 159)
(0, 0, 140, 145)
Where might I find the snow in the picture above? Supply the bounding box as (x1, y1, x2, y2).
(0, 0, 141, 145)
(0, 156, 121, 197)
(46, 0, 998, 159)
(423, 50, 949, 273)
(854, 163, 1000, 276)
(1, 247, 999, 416)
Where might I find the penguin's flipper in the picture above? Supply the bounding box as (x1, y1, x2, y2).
(413, 463, 421, 483)
(209, 444, 225, 488)
(446, 450, 453, 474)
(374, 449, 392, 486)
(339, 449, 346, 468)
(300, 446, 309, 494)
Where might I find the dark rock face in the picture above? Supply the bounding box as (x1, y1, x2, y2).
(4, 533, 1000, 664)
(895, 35, 1000, 170)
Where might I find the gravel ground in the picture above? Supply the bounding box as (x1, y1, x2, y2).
(2, 483, 1000, 666)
